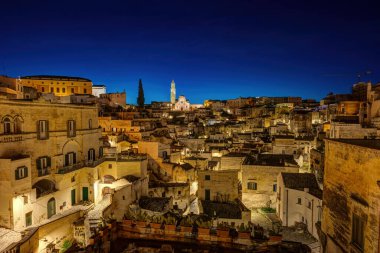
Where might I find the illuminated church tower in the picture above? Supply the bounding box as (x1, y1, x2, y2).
(170, 80, 176, 104)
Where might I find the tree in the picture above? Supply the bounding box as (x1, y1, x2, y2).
(137, 79, 145, 108)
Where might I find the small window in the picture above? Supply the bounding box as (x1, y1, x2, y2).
(273, 184, 277, 192)
(71, 176, 75, 182)
(308, 201, 312, 209)
(248, 182, 257, 190)
(23, 195, 28, 204)
(15, 166, 28, 180)
(89, 119, 92, 129)
(37, 156, 51, 176)
(84, 88, 87, 93)
(25, 212, 32, 227)
(50, 87, 54, 92)
(42, 87, 45, 92)
(62, 88, 66, 93)
(88, 148, 95, 161)
(71, 88, 74, 93)
(67, 120, 76, 137)
(178, 191, 181, 195)
(38, 120, 49, 140)
(108, 164, 112, 169)
(352, 214, 365, 250)
(205, 175, 211, 180)
(297, 198, 302, 205)
(3, 118, 12, 134)
(99, 147, 104, 158)
(56, 87, 60, 93)
(64, 152, 76, 166)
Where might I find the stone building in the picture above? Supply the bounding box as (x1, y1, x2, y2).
(92, 84, 106, 97)
(321, 139, 380, 253)
(0, 98, 107, 253)
(99, 91, 127, 107)
(241, 154, 299, 208)
(198, 169, 240, 202)
(276, 173, 322, 239)
(174, 95, 191, 111)
(19, 75, 93, 96)
(148, 181, 190, 211)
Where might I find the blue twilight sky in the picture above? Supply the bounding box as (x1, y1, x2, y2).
(0, 0, 380, 104)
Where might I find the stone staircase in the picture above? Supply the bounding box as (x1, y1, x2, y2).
(84, 194, 112, 245)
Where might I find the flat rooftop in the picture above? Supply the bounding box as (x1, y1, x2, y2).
(21, 75, 91, 82)
(327, 139, 380, 150)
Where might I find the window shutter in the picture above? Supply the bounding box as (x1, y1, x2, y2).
(67, 121, 70, 137)
(65, 154, 69, 166)
(15, 169, 19, 180)
(37, 158, 42, 170)
(47, 157, 51, 167)
(36, 121, 40, 139)
(25, 167, 28, 177)
(46, 121, 49, 139)
(73, 121, 76, 137)
(73, 153, 77, 164)
(88, 150, 90, 161)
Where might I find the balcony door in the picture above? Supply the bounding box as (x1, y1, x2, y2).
(64, 152, 76, 166)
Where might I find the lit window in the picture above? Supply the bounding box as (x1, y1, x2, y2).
(37, 156, 51, 176)
(15, 166, 28, 180)
(67, 120, 76, 137)
(88, 148, 95, 161)
(38, 120, 49, 140)
(64, 152, 76, 166)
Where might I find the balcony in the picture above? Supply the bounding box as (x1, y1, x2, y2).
(38, 167, 50, 177)
(85, 157, 105, 167)
(57, 158, 106, 174)
(57, 162, 84, 174)
(0, 134, 23, 143)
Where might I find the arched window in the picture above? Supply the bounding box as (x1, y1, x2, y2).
(3, 118, 12, 134)
(47, 198, 56, 218)
(14, 117, 23, 134)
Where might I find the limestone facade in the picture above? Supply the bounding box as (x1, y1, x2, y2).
(321, 139, 380, 253)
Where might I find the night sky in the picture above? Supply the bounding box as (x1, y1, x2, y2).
(1, 0, 380, 104)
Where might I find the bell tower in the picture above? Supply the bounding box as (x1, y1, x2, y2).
(170, 80, 176, 104)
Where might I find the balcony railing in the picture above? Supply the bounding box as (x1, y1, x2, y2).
(57, 162, 84, 174)
(0, 134, 23, 143)
(57, 158, 106, 174)
(38, 167, 50, 177)
(85, 157, 105, 167)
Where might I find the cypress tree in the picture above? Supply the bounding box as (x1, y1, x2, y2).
(137, 79, 145, 107)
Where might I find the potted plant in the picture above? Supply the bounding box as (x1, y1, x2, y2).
(150, 216, 162, 229)
(216, 223, 230, 238)
(135, 211, 147, 227)
(238, 223, 251, 239)
(180, 216, 193, 233)
(197, 220, 211, 235)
